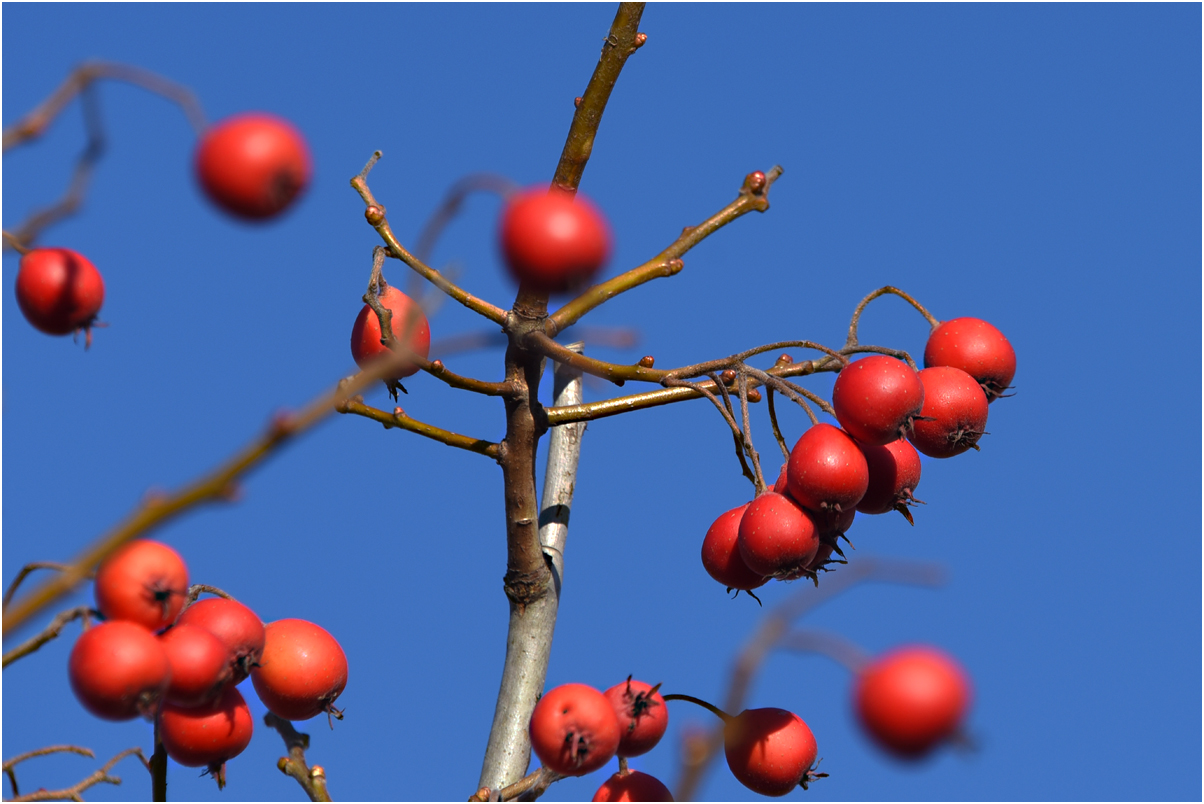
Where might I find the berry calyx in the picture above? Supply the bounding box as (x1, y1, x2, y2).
(604, 677, 669, 757)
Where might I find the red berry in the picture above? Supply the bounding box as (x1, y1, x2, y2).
(176, 598, 265, 685)
(855, 646, 971, 757)
(159, 624, 233, 708)
(908, 367, 989, 458)
(701, 503, 767, 592)
(785, 424, 869, 514)
(856, 439, 923, 515)
(592, 769, 674, 802)
(737, 492, 820, 580)
(604, 678, 668, 757)
(251, 619, 348, 721)
(94, 540, 189, 631)
(68, 621, 171, 721)
(832, 355, 925, 446)
(350, 285, 432, 380)
(924, 317, 1016, 402)
(160, 685, 254, 770)
(15, 247, 105, 341)
(195, 113, 311, 220)
(724, 708, 819, 797)
(499, 187, 611, 293)
(528, 683, 621, 776)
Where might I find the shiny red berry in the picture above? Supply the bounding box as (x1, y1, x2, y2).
(15, 247, 105, 342)
(350, 285, 431, 380)
(924, 317, 1016, 402)
(832, 355, 925, 446)
(499, 187, 611, 293)
(195, 113, 311, 220)
(908, 367, 989, 458)
(701, 503, 766, 592)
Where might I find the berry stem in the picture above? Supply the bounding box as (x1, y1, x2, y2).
(662, 694, 734, 725)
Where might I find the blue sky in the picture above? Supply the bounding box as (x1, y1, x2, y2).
(3, 4, 1200, 801)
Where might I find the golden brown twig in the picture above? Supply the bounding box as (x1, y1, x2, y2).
(264, 714, 333, 802)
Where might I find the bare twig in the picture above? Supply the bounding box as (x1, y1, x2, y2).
(414, 173, 521, 264)
(351, 153, 508, 326)
(4, 746, 149, 803)
(777, 627, 873, 674)
(338, 398, 502, 460)
(673, 557, 946, 801)
(846, 286, 940, 347)
(2, 606, 93, 668)
(264, 714, 333, 802)
(550, 2, 646, 195)
(548, 166, 783, 334)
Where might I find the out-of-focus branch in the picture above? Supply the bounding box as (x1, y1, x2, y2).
(2, 606, 93, 668)
(776, 628, 873, 674)
(413, 173, 520, 265)
(3, 62, 207, 251)
(264, 714, 333, 802)
(551, 3, 646, 194)
(3, 86, 104, 253)
(548, 167, 783, 334)
(3, 746, 149, 803)
(338, 398, 501, 460)
(2, 564, 75, 609)
(479, 345, 585, 791)
(2, 344, 441, 639)
(3, 61, 206, 152)
(430, 325, 638, 359)
(673, 557, 946, 801)
(351, 153, 508, 326)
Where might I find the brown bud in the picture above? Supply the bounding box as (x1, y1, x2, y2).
(747, 388, 762, 403)
(270, 410, 298, 437)
(638, 355, 655, 368)
(776, 353, 794, 366)
(634, 32, 648, 48)
(431, 359, 444, 372)
(277, 758, 291, 774)
(574, 96, 583, 108)
(393, 407, 405, 417)
(310, 766, 326, 779)
(746, 170, 767, 195)
(720, 369, 737, 384)
(666, 258, 684, 273)
(365, 205, 385, 226)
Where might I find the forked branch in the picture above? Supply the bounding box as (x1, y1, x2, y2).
(3, 746, 149, 803)
(264, 714, 333, 802)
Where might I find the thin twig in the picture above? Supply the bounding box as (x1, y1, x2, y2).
(264, 714, 333, 802)
(5, 747, 149, 803)
(548, 166, 783, 335)
(846, 286, 940, 346)
(550, 2, 646, 195)
(351, 153, 507, 326)
(2, 606, 93, 668)
(776, 627, 873, 674)
(765, 388, 791, 461)
(338, 398, 501, 460)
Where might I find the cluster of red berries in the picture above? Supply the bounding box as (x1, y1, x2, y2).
(528, 680, 828, 800)
(14, 113, 309, 347)
(67, 539, 347, 787)
(702, 317, 1016, 593)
